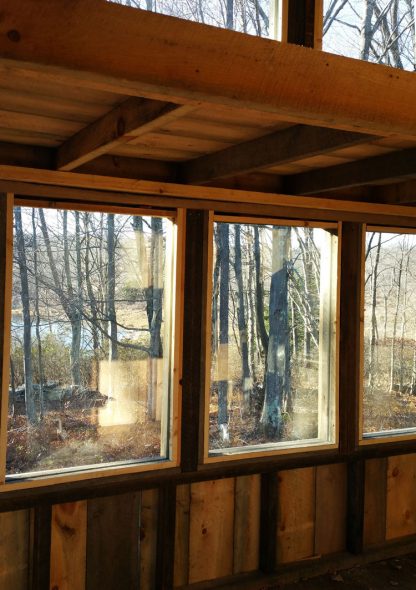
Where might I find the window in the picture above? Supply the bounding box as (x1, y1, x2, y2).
(323, 0, 415, 71)
(7, 204, 181, 480)
(205, 217, 338, 459)
(108, 0, 279, 39)
(362, 228, 416, 440)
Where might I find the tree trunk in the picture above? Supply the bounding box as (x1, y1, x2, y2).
(368, 232, 382, 391)
(107, 213, 118, 362)
(14, 206, 36, 423)
(31, 209, 45, 419)
(234, 224, 252, 413)
(217, 223, 230, 440)
(260, 227, 291, 438)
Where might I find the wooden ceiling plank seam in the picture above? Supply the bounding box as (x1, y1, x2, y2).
(182, 125, 376, 184)
(56, 97, 195, 171)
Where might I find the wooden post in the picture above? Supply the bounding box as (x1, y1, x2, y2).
(181, 210, 210, 471)
(30, 505, 52, 590)
(155, 483, 177, 589)
(285, 0, 323, 49)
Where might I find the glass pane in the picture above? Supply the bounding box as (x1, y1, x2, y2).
(323, 0, 415, 71)
(363, 231, 416, 437)
(108, 0, 276, 38)
(8, 207, 175, 476)
(208, 222, 337, 455)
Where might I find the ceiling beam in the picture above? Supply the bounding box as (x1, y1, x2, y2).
(284, 148, 416, 195)
(182, 126, 375, 184)
(2, 1, 416, 138)
(56, 98, 192, 171)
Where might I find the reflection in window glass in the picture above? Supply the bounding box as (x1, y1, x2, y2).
(8, 207, 175, 476)
(363, 231, 416, 437)
(108, 0, 275, 38)
(208, 222, 337, 455)
(323, 0, 415, 71)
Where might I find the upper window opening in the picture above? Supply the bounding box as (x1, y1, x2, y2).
(323, 0, 415, 71)
(7, 205, 177, 479)
(108, 0, 278, 39)
(363, 229, 416, 439)
(206, 219, 338, 458)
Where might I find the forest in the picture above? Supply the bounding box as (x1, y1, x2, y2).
(8, 207, 174, 475)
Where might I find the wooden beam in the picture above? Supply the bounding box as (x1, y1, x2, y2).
(4, 165, 416, 224)
(284, 148, 416, 195)
(56, 97, 189, 171)
(183, 126, 375, 184)
(286, 0, 320, 48)
(2, 1, 416, 137)
(370, 179, 416, 205)
(0, 141, 54, 169)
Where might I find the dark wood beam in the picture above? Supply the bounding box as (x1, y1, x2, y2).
(284, 147, 416, 195)
(182, 126, 375, 184)
(56, 97, 190, 171)
(0, 141, 54, 169)
(287, 0, 317, 47)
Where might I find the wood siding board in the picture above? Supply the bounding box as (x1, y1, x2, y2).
(233, 474, 261, 574)
(188, 478, 235, 584)
(50, 501, 87, 590)
(86, 492, 140, 590)
(174, 484, 191, 587)
(386, 454, 416, 540)
(315, 463, 347, 555)
(155, 483, 176, 589)
(277, 467, 316, 564)
(0, 510, 30, 590)
(139, 488, 159, 590)
(364, 457, 387, 547)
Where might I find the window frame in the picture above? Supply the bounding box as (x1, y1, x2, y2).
(201, 214, 341, 464)
(360, 224, 416, 446)
(0, 194, 185, 492)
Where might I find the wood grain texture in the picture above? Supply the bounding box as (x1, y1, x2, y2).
(139, 489, 159, 590)
(233, 475, 261, 574)
(2, 1, 416, 138)
(277, 468, 315, 564)
(30, 505, 52, 590)
(188, 478, 235, 584)
(259, 472, 279, 574)
(386, 454, 416, 540)
(315, 463, 347, 555)
(364, 458, 387, 547)
(0, 510, 30, 590)
(50, 501, 87, 590)
(174, 484, 191, 587)
(155, 483, 177, 589)
(86, 492, 140, 590)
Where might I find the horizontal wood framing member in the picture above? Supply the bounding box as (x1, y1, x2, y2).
(2, 1, 416, 139)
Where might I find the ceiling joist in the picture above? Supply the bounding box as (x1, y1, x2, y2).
(285, 147, 416, 195)
(182, 126, 375, 184)
(57, 97, 193, 171)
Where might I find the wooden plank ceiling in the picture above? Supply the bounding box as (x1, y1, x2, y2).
(0, 0, 415, 204)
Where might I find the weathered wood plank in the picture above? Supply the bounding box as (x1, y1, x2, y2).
(86, 492, 140, 590)
(139, 489, 159, 590)
(2, 1, 416, 137)
(0, 510, 30, 590)
(174, 484, 191, 587)
(277, 468, 315, 564)
(188, 479, 235, 584)
(183, 125, 374, 184)
(386, 454, 416, 540)
(30, 505, 52, 590)
(315, 463, 347, 555)
(347, 459, 365, 555)
(155, 483, 177, 589)
(233, 474, 261, 574)
(260, 472, 279, 574)
(50, 501, 87, 590)
(364, 458, 387, 547)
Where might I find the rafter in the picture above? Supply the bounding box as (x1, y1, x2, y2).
(57, 98, 193, 171)
(284, 148, 416, 195)
(2, 0, 416, 138)
(182, 126, 375, 184)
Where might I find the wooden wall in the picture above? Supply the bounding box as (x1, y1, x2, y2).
(2, 455, 416, 589)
